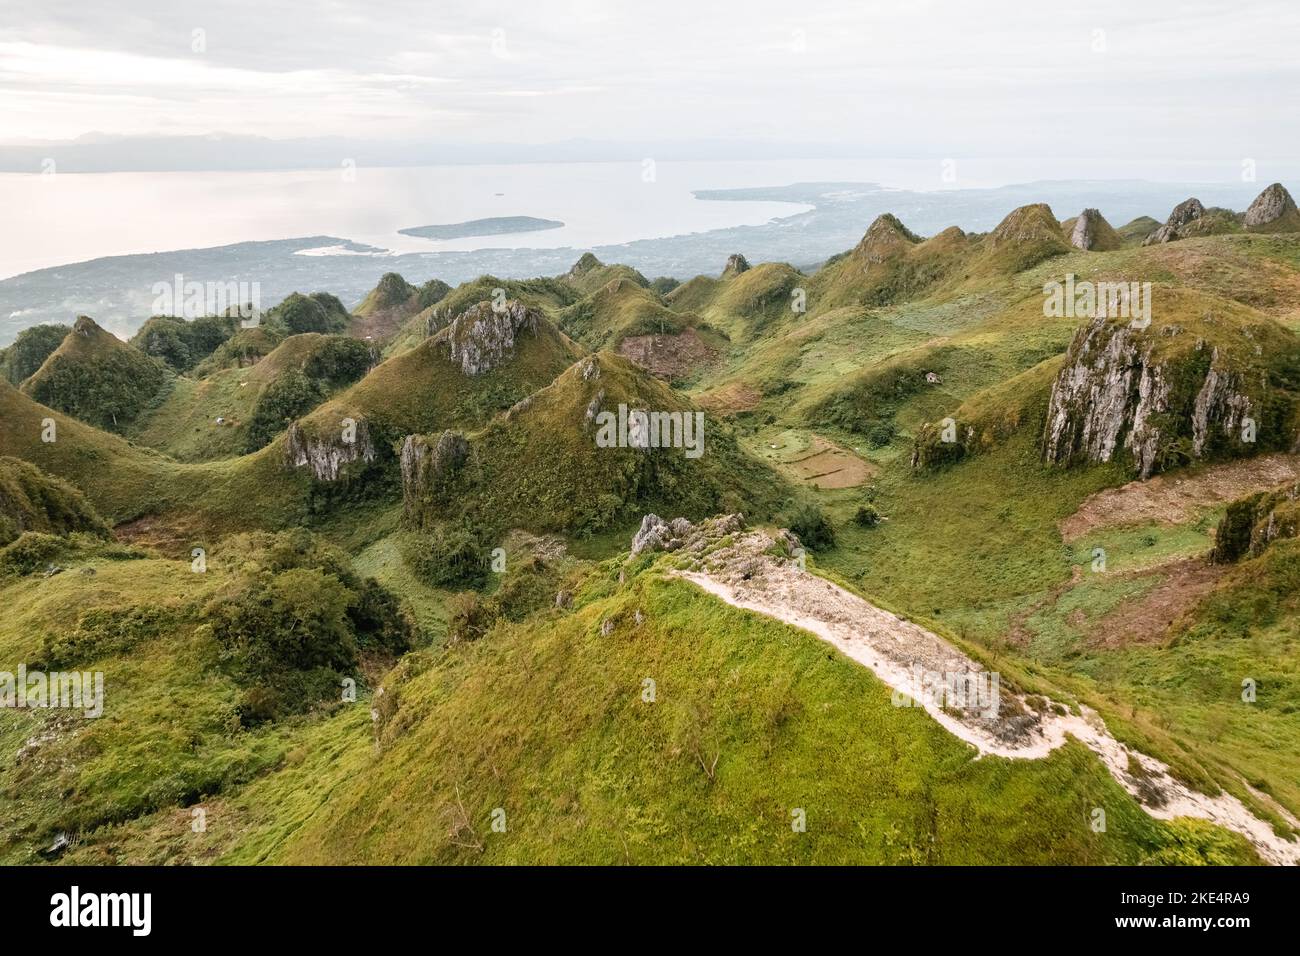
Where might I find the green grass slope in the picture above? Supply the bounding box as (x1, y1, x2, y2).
(128, 333, 371, 462)
(403, 351, 791, 537)
(224, 571, 1253, 864)
(0, 456, 109, 546)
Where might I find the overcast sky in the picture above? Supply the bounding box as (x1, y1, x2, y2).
(2, 0, 1298, 162)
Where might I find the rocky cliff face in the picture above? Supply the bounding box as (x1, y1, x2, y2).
(439, 300, 540, 376)
(283, 418, 376, 481)
(399, 430, 470, 522)
(1042, 314, 1265, 478)
(1211, 482, 1300, 563)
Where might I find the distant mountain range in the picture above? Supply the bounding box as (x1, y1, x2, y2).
(0, 178, 1272, 344)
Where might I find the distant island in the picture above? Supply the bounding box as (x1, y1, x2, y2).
(398, 216, 565, 240)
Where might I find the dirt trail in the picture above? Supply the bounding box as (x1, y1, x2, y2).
(673, 528, 1300, 865)
(1061, 453, 1300, 541)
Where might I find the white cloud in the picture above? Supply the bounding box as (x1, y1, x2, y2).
(1, 0, 1299, 157)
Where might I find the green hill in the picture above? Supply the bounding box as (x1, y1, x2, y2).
(128, 333, 373, 461)
(810, 216, 971, 310)
(401, 351, 790, 538)
(561, 253, 650, 296)
(129, 315, 240, 372)
(6, 187, 1300, 868)
(20, 317, 169, 432)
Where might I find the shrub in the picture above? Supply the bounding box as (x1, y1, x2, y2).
(786, 503, 836, 550)
(853, 504, 881, 528)
(446, 592, 497, 643)
(0, 531, 65, 575)
(266, 292, 350, 335)
(348, 578, 417, 654)
(41, 605, 177, 668)
(244, 370, 327, 451)
(406, 527, 488, 588)
(130, 315, 238, 371)
(203, 567, 359, 723)
(303, 337, 372, 386)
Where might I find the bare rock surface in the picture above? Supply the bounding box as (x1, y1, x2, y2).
(440, 300, 540, 376)
(284, 419, 376, 481)
(1244, 182, 1300, 232)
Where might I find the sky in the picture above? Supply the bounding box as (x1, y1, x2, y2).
(2, 0, 1299, 163)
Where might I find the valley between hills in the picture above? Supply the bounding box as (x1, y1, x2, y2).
(4, 183, 1300, 864)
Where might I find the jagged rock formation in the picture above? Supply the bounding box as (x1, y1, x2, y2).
(1144, 198, 1205, 245)
(630, 512, 743, 556)
(1244, 182, 1300, 233)
(1065, 208, 1122, 251)
(721, 253, 751, 277)
(283, 418, 376, 481)
(400, 430, 470, 520)
(1143, 198, 1243, 244)
(438, 300, 541, 376)
(1041, 313, 1268, 478)
(630, 513, 694, 555)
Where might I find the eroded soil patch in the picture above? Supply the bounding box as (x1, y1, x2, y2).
(1061, 454, 1300, 541)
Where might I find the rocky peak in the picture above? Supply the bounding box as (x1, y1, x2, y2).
(1067, 208, 1121, 251)
(441, 300, 540, 376)
(72, 315, 100, 337)
(854, 213, 922, 263)
(721, 253, 751, 277)
(630, 513, 744, 556)
(566, 253, 603, 279)
(988, 203, 1060, 244)
(1143, 197, 1205, 245)
(1244, 182, 1300, 232)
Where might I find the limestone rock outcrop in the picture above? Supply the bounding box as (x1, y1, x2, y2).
(1066, 208, 1122, 251)
(439, 300, 540, 376)
(1042, 315, 1260, 478)
(284, 418, 376, 481)
(1244, 183, 1300, 233)
(721, 253, 751, 277)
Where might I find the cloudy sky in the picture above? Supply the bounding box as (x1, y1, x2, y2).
(2, 0, 1298, 162)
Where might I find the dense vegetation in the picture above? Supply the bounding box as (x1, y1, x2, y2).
(5, 189, 1300, 865)
(0, 323, 70, 384)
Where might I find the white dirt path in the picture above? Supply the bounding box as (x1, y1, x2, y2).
(672, 528, 1300, 865)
